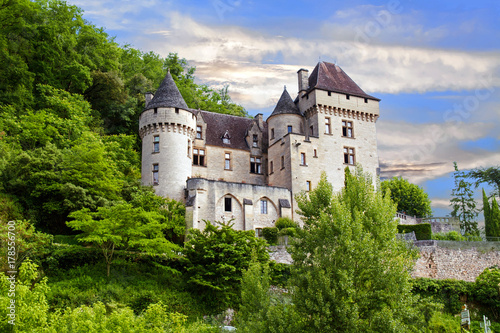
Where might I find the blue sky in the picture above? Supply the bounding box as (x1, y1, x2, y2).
(68, 0, 500, 219)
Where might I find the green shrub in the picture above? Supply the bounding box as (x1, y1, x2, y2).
(278, 227, 297, 237)
(275, 217, 296, 230)
(412, 278, 473, 314)
(432, 231, 465, 241)
(262, 227, 278, 245)
(54, 234, 80, 245)
(397, 223, 432, 240)
(427, 311, 460, 332)
(269, 262, 291, 287)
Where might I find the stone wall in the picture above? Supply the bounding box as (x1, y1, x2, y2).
(267, 241, 500, 282)
(412, 241, 500, 282)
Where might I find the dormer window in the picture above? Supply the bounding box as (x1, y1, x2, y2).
(346, 94, 350, 100)
(196, 126, 202, 139)
(252, 134, 258, 147)
(287, 126, 292, 133)
(222, 130, 231, 144)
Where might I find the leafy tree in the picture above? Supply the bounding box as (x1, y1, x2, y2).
(466, 166, 500, 198)
(183, 221, 269, 312)
(291, 169, 421, 332)
(450, 162, 479, 236)
(67, 196, 183, 276)
(381, 177, 432, 217)
(474, 266, 500, 321)
(490, 197, 500, 240)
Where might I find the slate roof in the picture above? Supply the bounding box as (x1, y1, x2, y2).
(269, 88, 302, 119)
(146, 71, 189, 110)
(307, 62, 380, 101)
(199, 110, 268, 152)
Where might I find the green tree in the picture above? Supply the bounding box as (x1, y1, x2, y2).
(450, 162, 479, 236)
(291, 169, 421, 332)
(183, 221, 269, 313)
(67, 199, 183, 276)
(474, 266, 500, 321)
(466, 166, 500, 198)
(381, 177, 432, 217)
(483, 188, 493, 239)
(490, 197, 500, 240)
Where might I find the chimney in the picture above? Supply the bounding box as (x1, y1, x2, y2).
(145, 92, 154, 108)
(297, 68, 309, 95)
(255, 113, 263, 129)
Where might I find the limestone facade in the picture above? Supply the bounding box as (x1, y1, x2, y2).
(140, 62, 381, 232)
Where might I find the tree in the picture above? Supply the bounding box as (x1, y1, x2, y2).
(450, 162, 479, 236)
(67, 198, 183, 276)
(483, 188, 493, 239)
(466, 166, 500, 198)
(490, 197, 500, 240)
(291, 169, 421, 332)
(183, 221, 269, 313)
(381, 177, 432, 217)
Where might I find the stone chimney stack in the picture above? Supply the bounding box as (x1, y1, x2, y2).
(297, 68, 309, 96)
(145, 92, 154, 108)
(255, 113, 264, 129)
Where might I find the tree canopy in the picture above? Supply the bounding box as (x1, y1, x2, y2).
(291, 169, 421, 332)
(381, 176, 432, 218)
(450, 162, 479, 236)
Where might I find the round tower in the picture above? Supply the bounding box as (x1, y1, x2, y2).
(267, 87, 304, 144)
(139, 71, 196, 202)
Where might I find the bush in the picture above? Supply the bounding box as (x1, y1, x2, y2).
(397, 223, 432, 240)
(427, 312, 460, 332)
(262, 227, 278, 245)
(275, 217, 296, 230)
(278, 227, 297, 237)
(269, 262, 291, 287)
(432, 231, 465, 241)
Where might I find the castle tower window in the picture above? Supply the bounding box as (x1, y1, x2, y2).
(342, 120, 354, 138)
(187, 140, 191, 157)
(224, 152, 231, 170)
(153, 135, 160, 153)
(306, 181, 311, 192)
(193, 148, 205, 166)
(346, 94, 350, 100)
(300, 153, 306, 166)
(325, 117, 331, 134)
(152, 164, 159, 185)
(344, 147, 355, 165)
(313, 149, 318, 158)
(175, 108, 179, 113)
(196, 126, 202, 139)
(271, 128, 275, 139)
(224, 197, 232, 212)
(328, 91, 332, 96)
(154, 108, 158, 114)
(364, 98, 368, 103)
(281, 156, 285, 169)
(269, 161, 274, 174)
(309, 126, 314, 136)
(287, 125, 292, 133)
(252, 134, 258, 147)
(250, 156, 262, 174)
(260, 199, 268, 214)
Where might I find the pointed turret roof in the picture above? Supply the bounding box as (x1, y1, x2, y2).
(146, 70, 188, 110)
(269, 87, 302, 118)
(308, 61, 379, 101)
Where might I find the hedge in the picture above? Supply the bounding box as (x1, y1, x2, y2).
(262, 227, 278, 245)
(397, 223, 432, 240)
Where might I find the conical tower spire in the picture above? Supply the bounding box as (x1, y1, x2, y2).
(269, 87, 301, 118)
(146, 70, 188, 110)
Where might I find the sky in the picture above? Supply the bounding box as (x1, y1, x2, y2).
(67, 0, 500, 218)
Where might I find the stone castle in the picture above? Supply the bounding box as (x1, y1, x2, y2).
(139, 61, 380, 232)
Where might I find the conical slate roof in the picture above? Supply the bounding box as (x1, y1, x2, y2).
(146, 71, 188, 110)
(308, 61, 379, 101)
(269, 87, 302, 118)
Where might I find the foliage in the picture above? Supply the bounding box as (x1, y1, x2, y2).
(291, 169, 421, 332)
(427, 312, 460, 333)
(489, 197, 500, 240)
(278, 227, 297, 237)
(274, 217, 297, 230)
(67, 197, 183, 276)
(432, 231, 466, 241)
(466, 166, 500, 198)
(397, 223, 432, 240)
(411, 278, 473, 314)
(262, 227, 278, 245)
(183, 221, 269, 313)
(474, 266, 500, 321)
(381, 176, 432, 218)
(235, 258, 302, 333)
(483, 188, 493, 239)
(0, 259, 50, 332)
(450, 162, 479, 236)
(0, 220, 53, 272)
(268, 262, 291, 287)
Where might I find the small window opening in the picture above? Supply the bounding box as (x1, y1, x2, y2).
(224, 197, 232, 212)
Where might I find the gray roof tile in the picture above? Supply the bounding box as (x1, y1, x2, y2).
(146, 71, 189, 110)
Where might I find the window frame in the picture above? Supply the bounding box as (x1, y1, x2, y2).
(325, 117, 331, 134)
(300, 152, 306, 166)
(260, 199, 268, 214)
(196, 125, 203, 139)
(224, 197, 232, 212)
(271, 128, 275, 139)
(250, 156, 262, 174)
(306, 180, 311, 192)
(343, 146, 356, 165)
(342, 120, 354, 138)
(193, 148, 206, 166)
(287, 125, 292, 133)
(152, 164, 159, 185)
(224, 152, 232, 170)
(252, 134, 258, 147)
(153, 135, 160, 153)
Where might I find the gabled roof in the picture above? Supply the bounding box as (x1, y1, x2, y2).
(199, 111, 268, 152)
(146, 70, 188, 110)
(269, 87, 302, 119)
(307, 62, 380, 101)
